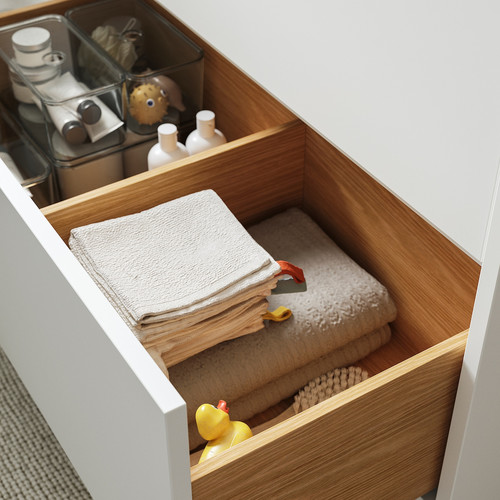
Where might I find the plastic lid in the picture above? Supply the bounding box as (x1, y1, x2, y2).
(158, 123, 178, 153)
(77, 100, 102, 125)
(196, 110, 216, 139)
(12, 27, 51, 53)
(62, 121, 87, 145)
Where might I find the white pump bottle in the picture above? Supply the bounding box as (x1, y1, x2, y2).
(185, 110, 226, 155)
(147, 123, 188, 170)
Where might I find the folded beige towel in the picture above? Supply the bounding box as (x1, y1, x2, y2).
(69, 190, 280, 345)
(186, 325, 391, 449)
(169, 208, 397, 432)
(130, 279, 277, 342)
(145, 297, 270, 368)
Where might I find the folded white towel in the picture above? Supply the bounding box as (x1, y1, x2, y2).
(69, 190, 281, 336)
(80, 260, 276, 354)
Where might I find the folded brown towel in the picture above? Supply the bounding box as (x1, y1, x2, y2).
(186, 325, 391, 449)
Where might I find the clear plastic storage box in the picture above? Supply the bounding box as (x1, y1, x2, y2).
(0, 103, 57, 208)
(0, 14, 127, 198)
(0, 14, 126, 162)
(66, 0, 204, 136)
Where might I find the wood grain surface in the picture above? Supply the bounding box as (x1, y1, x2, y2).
(303, 128, 480, 355)
(0, 0, 89, 25)
(42, 121, 305, 242)
(191, 332, 468, 500)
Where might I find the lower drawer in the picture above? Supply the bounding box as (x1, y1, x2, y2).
(0, 120, 477, 500)
(31, 121, 476, 499)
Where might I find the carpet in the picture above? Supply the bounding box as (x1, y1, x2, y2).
(0, 348, 90, 499)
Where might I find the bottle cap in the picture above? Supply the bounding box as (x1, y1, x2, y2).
(196, 110, 216, 139)
(77, 100, 102, 125)
(12, 27, 51, 53)
(62, 120, 87, 145)
(158, 123, 178, 153)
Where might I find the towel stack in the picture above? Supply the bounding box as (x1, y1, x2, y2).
(69, 190, 281, 368)
(167, 208, 397, 449)
(69, 191, 397, 451)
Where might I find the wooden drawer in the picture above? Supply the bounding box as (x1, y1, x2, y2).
(0, 1, 480, 499)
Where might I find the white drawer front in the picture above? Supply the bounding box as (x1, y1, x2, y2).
(0, 163, 191, 499)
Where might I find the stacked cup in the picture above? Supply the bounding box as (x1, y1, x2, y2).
(9, 27, 63, 104)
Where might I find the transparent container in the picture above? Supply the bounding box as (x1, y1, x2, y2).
(0, 15, 126, 163)
(0, 103, 57, 208)
(51, 141, 124, 200)
(66, 0, 204, 136)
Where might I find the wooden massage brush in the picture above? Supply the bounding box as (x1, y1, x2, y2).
(251, 365, 369, 434)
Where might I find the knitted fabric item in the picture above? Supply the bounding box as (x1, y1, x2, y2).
(170, 208, 397, 426)
(69, 189, 280, 331)
(0, 348, 90, 499)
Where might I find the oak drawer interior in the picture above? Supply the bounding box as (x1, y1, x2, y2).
(0, 1, 480, 498)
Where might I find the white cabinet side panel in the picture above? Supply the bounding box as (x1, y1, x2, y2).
(437, 168, 500, 498)
(0, 166, 191, 499)
(159, 0, 500, 261)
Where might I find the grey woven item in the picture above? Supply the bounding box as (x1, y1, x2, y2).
(0, 348, 90, 499)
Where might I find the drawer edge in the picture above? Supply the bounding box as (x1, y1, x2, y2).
(42, 120, 306, 243)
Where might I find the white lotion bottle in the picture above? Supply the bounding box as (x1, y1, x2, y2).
(147, 123, 188, 170)
(185, 110, 226, 155)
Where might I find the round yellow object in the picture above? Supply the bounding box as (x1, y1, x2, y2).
(129, 83, 169, 125)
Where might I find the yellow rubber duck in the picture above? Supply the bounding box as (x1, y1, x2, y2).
(196, 400, 252, 463)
